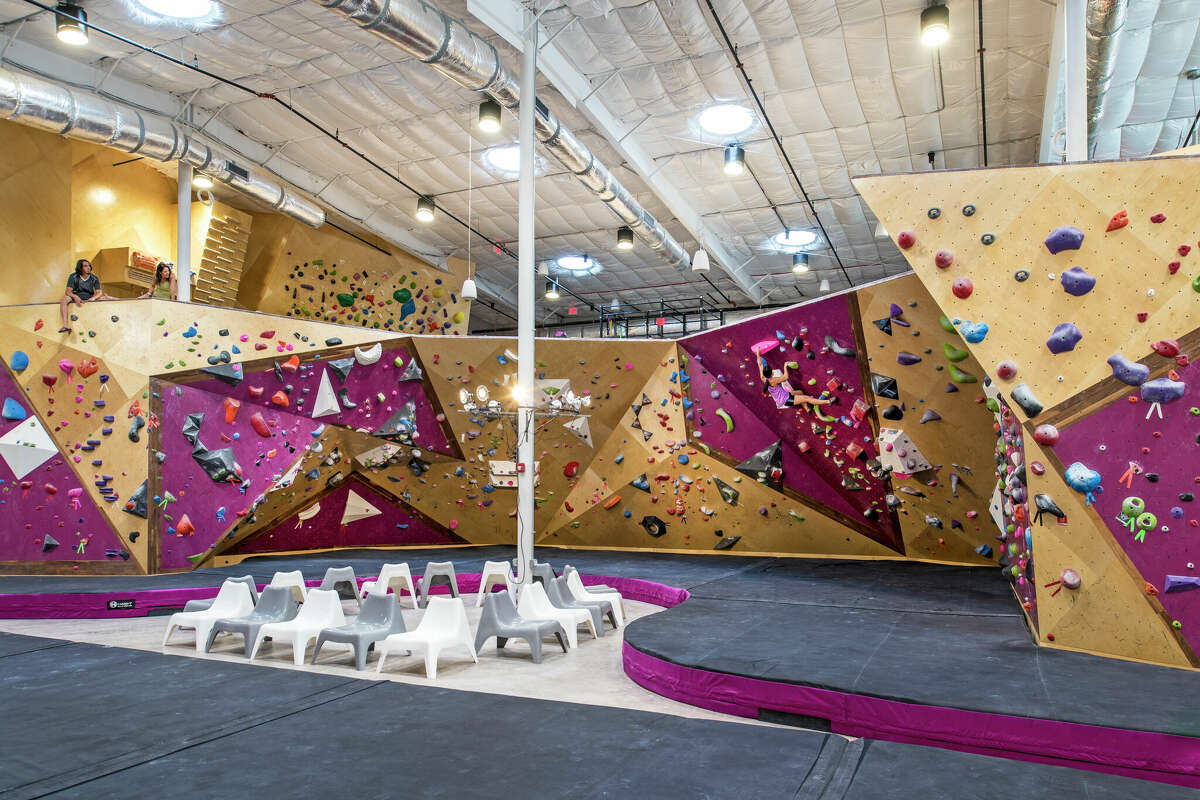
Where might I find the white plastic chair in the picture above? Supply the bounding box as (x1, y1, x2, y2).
(565, 569, 624, 627)
(475, 560, 515, 606)
(163, 579, 254, 651)
(516, 582, 594, 648)
(375, 596, 477, 679)
(359, 563, 417, 608)
(250, 588, 345, 665)
(268, 570, 308, 603)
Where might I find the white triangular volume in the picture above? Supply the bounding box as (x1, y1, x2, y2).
(311, 370, 341, 419)
(340, 489, 382, 526)
(0, 417, 58, 479)
(272, 457, 304, 489)
(355, 442, 402, 468)
(563, 416, 593, 448)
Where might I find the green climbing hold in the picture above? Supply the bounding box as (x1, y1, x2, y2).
(985, 397, 999, 412)
(948, 364, 978, 383)
(394, 288, 412, 303)
(156, 318, 166, 326)
(715, 408, 734, 433)
(186, 553, 206, 566)
(336, 293, 356, 307)
(939, 315, 957, 334)
(788, 510, 805, 522)
(1193, 273, 1200, 293)
(942, 342, 970, 362)
(695, 442, 710, 455)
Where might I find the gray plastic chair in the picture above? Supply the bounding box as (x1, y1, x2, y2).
(318, 566, 361, 612)
(530, 562, 557, 586)
(548, 576, 616, 635)
(563, 564, 616, 594)
(184, 575, 258, 613)
(204, 586, 298, 657)
(474, 591, 567, 664)
(419, 561, 458, 607)
(312, 592, 407, 670)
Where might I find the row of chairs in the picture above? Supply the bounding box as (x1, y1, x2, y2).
(162, 560, 624, 678)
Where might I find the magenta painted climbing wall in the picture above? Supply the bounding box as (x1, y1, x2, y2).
(1056, 376, 1200, 649)
(679, 294, 902, 552)
(227, 476, 465, 555)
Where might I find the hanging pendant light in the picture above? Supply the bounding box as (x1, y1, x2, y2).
(792, 253, 809, 273)
(544, 279, 560, 300)
(616, 226, 634, 250)
(415, 196, 435, 223)
(920, 4, 949, 47)
(692, 249, 710, 272)
(54, 3, 88, 45)
(478, 99, 502, 133)
(819, 278, 831, 293)
(461, 278, 477, 301)
(723, 144, 745, 176)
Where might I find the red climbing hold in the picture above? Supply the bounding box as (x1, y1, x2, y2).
(44, 483, 57, 495)
(270, 390, 289, 407)
(995, 361, 1017, 380)
(250, 412, 271, 437)
(223, 397, 241, 423)
(248, 386, 264, 399)
(260, 330, 275, 338)
(563, 461, 579, 478)
(254, 343, 268, 351)
(1033, 424, 1059, 447)
(1030, 461, 1046, 476)
(1150, 213, 1166, 223)
(1137, 312, 1149, 323)
(281, 355, 300, 373)
(1151, 340, 1181, 358)
(77, 358, 98, 378)
(1105, 210, 1128, 232)
(176, 514, 195, 536)
(1180, 245, 1192, 257)
(1169, 261, 1181, 275)
(935, 250, 954, 269)
(896, 231, 916, 250)
(34, 319, 44, 332)
(42, 374, 57, 391)
(951, 277, 973, 299)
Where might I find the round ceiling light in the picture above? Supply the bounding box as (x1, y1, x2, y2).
(483, 144, 521, 174)
(698, 104, 755, 137)
(774, 229, 818, 250)
(556, 254, 597, 272)
(137, 0, 214, 18)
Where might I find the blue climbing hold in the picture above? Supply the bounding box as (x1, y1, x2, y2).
(960, 321, 989, 344)
(1, 397, 25, 421)
(10, 351, 28, 372)
(182, 326, 197, 338)
(677, 453, 689, 465)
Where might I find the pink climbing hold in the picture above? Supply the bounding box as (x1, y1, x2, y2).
(935, 250, 954, 269)
(751, 340, 779, 356)
(995, 361, 1018, 380)
(1150, 213, 1166, 223)
(58, 359, 74, 376)
(952, 277, 973, 299)
(896, 231, 916, 250)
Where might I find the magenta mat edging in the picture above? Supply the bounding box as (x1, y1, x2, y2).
(622, 642, 1200, 789)
(0, 572, 690, 619)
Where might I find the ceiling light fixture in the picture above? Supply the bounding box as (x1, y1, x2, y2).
(483, 144, 521, 174)
(54, 3, 88, 45)
(478, 99, 502, 133)
(920, 4, 949, 48)
(544, 279, 560, 300)
(774, 229, 818, 250)
(460, 277, 477, 301)
(792, 253, 809, 273)
(191, 171, 213, 190)
(616, 226, 634, 250)
(819, 278, 831, 293)
(692, 249, 710, 272)
(137, 0, 213, 19)
(415, 196, 435, 223)
(723, 144, 745, 176)
(556, 254, 593, 272)
(698, 103, 755, 137)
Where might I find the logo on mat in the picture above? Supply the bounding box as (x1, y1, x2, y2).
(107, 599, 136, 610)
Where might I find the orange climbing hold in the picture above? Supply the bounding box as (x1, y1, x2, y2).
(223, 397, 241, 423)
(1105, 209, 1128, 232)
(281, 355, 300, 373)
(176, 514, 195, 536)
(270, 390, 289, 407)
(603, 495, 621, 509)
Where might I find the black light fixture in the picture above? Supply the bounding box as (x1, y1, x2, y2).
(616, 226, 634, 250)
(415, 195, 435, 223)
(723, 144, 745, 176)
(478, 99, 502, 133)
(55, 2, 88, 45)
(544, 279, 560, 300)
(920, 3, 949, 47)
(792, 253, 809, 273)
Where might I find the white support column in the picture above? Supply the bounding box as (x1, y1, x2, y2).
(176, 161, 193, 302)
(1063, 0, 1087, 162)
(514, 12, 538, 585)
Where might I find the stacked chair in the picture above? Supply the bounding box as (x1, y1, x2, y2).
(164, 560, 625, 678)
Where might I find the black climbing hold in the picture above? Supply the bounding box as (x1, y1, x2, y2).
(1014, 269, 1029, 282)
(337, 387, 358, 410)
(1146, 473, 1159, 483)
(881, 404, 904, 421)
(329, 357, 355, 383)
(928, 207, 941, 219)
(42, 534, 59, 552)
(206, 355, 221, 365)
(641, 515, 667, 537)
(735, 441, 783, 491)
(88, 331, 96, 338)
(273, 362, 284, 382)
(201, 363, 242, 386)
(305, 468, 320, 480)
(871, 373, 899, 399)
(129, 415, 145, 442)
(974, 544, 993, 558)
(1033, 493, 1066, 525)
(962, 204, 976, 216)
(129, 531, 139, 542)
(219, 350, 231, 364)
(873, 317, 893, 336)
(825, 335, 856, 357)
(124, 481, 148, 518)
(1181, 493, 1195, 502)
(712, 477, 739, 505)
(981, 233, 995, 245)
(714, 535, 741, 551)
(110, 315, 119, 323)
(863, 508, 879, 520)
(218, 329, 229, 336)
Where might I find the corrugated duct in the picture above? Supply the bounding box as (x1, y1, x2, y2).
(1086, 0, 1128, 154)
(315, 0, 692, 271)
(0, 65, 325, 228)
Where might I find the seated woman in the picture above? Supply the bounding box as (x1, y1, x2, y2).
(759, 357, 833, 411)
(140, 262, 178, 300)
(58, 259, 112, 333)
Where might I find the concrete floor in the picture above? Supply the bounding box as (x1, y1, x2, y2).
(0, 593, 787, 729)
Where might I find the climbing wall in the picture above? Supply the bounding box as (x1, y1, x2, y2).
(855, 156, 1200, 666)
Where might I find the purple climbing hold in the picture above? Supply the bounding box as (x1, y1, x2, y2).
(1060, 266, 1096, 296)
(1164, 575, 1200, 593)
(1106, 353, 1149, 386)
(1046, 322, 1083, 354)
(945, 382, 959, 393)
(1141, 377, 1186, 403)
(1045, 226, 1084, 254)
(897, 352, 923, 366)
(919, 409, 941, 424)
(889, 304, 904, 318)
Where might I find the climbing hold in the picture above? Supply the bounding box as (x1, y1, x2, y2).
(919, 409, 941, 424)
(270, 390, 289, 407)
(951, 277, 973, 299)
(1044, 226, 1084, 254)
(980, 233, 995, 245)
(1141, 377, 1186, 404)
(962, 204, 976, 216)
(1193, 273, 1200, 293)
(948, 364, 977, 384)
(824, 335, 856, 357)
(715, 408, 734, 433)
(974, 544, 992, 558)
(714, 536, 741, 551)
(42, 533, 59, 552)
(393, 288, 412, 303)
(1064, 462, 1102, 502)
(250, 412, 271, 437)
(896, 231, 915, 249)
(1106, 353, 1149, 386)
(1060, 266, 1096, 296)
(1151, 339, 1181, 358)
(563, 461, 579, 478)
(1059, 569, 1081, 590)
(995, 361, 1017, 380)
(1105, 210, 1128, 231)
(938, 315, 957, 334)
(896, 352, 922, 366)
(1014, 269, 1029, 282)
(927, 207, 941, 219)
(1046, 322, 1082, 354)
(1010, 383, 1043, 417)
(935, 250, 954, 269)
(871, 373, 899, 399)
(1, 397, 25, 420)
(355, 343, 382, 365)
(176, 514, 195, 537)
(10, 351, 28, 372)
(881, 404, 903, 421)
(280, 355, 300, 373)
(960, 321, 988, 343)
(942, 342, 969, 362)
(1151, 213, 1166, 223)
(335, 293, 356, 307)
(1033, 424, 1059, 446)
(129, 415, 145, 442)
(945, 382, 959, 393)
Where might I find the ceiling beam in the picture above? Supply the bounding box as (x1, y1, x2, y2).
(467, 0, 765, 305)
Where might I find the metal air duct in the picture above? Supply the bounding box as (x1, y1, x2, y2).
(316, 0, 693, 271)
(1085, 0, 1127, 154)
(0, 65, 325, 228)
